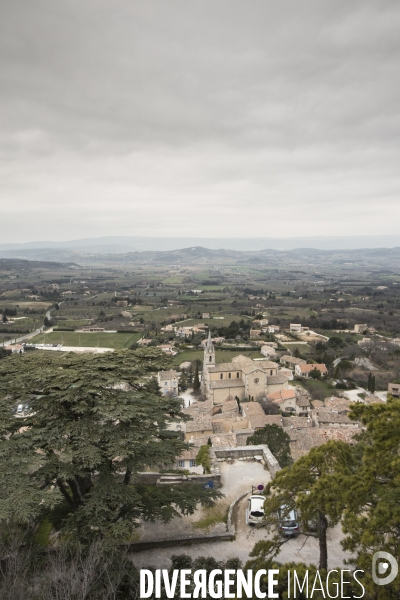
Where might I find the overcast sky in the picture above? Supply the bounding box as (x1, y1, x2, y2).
(1, 0, 400, 243)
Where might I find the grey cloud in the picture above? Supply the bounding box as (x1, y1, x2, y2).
(0, 0, 400, 241)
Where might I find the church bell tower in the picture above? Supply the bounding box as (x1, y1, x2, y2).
(204, 329, 215, 366)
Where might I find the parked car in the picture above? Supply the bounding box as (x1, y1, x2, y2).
(246, 495, 265, 526)
(278, 505, 300, 536)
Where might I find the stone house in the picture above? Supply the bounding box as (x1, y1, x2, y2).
(6, 344, 24, 354)
(261, 345, 277, 359)
(266, 389, 297, 413)
(280, 355, 307, 369)
(175, 447, 203, 474)
(295, 363, 328, 379)
(388, 382, 400, 398)
(295, 395, 311, 416)
(157, 369, 179, 396)
(185, 418, 213, 441)
(241, 403, 283, 430)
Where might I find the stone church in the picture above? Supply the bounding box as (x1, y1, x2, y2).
(202, 331, 289, 405)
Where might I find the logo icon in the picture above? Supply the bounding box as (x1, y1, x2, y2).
(372, 551, 398, 586)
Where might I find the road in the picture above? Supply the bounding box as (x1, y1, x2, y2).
(2, 309, 51, 346)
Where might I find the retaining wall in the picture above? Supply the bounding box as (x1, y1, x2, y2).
(214, 445, 281, 477)
(136, 472, 222, 487)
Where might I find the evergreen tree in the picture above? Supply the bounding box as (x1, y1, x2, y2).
(0, 349, 220, 542)
(370, 375, 376, 394)
(193, 362, 200, 393)
(249, 441, 355, 571)
(246, 424, 292, 468)
(341, 398, 400, 597)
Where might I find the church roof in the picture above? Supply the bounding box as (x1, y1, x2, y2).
(231, 355, 254, 367)
(210, 379, 245, 389)
(208, 362, 237, 373)
(253, 359, 279, 369)
(242, 364, 266, 375)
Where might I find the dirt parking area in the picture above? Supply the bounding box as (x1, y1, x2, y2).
(131, 460, 353, 571)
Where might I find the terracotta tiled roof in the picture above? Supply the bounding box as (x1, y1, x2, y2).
(242, 402, 265, 416)
(314, 409, 356, 425)
(297, 364, 328, 374)
(319, 428, 359, 443)
(221, 400, 239, 413)
(282, 416, 312, 429)
(267, 389, 296, 403)
(158, 370, 179, 379)
(280, 355, 306, 365)
(185, 418, 213, 433)
(296, 396, 311, 407)
(177, 447, 200, 460)
(289, 429, 327, 461)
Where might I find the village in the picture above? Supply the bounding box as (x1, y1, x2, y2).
(158, 323, 385, 472)
(1, 251, 400, 573)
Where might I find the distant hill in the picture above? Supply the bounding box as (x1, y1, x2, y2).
(1, 234, 400, 254)
(0, 258, 78, 270)
(1, 245, 399, 269)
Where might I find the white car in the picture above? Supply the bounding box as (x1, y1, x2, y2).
(246, 495, 265, 526)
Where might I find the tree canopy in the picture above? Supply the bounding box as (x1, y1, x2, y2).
(248, 441, 355, 571)
(0, 349, 219, 542)
(246, 424, 293, 468)
(340, 398, 400, 597)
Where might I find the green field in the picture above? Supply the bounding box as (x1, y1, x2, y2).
(30, 331, 141, 349)
(280, 343, 313, 355)
(173, 348, 263, 365)
(57, 319, 91, 327)
(174, 314, 244, 327)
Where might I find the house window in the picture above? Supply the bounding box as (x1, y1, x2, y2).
(236, 372, 239, 378)
(177, 460, 185, 468)
(254, 378, 259, 384)
(164, 382, 168, 385)
(220, 373, 223, 379)
(270, 370, 273, 375)
(190, 460, 196, 467)
(228, 373, 231, 379)
(209, 356, 212, 362)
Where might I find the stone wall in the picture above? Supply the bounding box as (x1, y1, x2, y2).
(213, 445, 281, 477)
(136, 472, 222, 487)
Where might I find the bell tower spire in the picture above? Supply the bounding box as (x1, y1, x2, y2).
(204, 328, 215, 366)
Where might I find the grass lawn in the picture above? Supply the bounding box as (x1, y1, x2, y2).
(162, 277, 184, 284)
(0, 301, 51, 311)
(173, 348, 263, 365)
(280, 343, 313, 355)
(192, 502, 229, 529)
(30, 331, 141, 348)
(174, 314, 244, 327)
(297, 378, 336, 400)
(57, 319, 92, 327)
